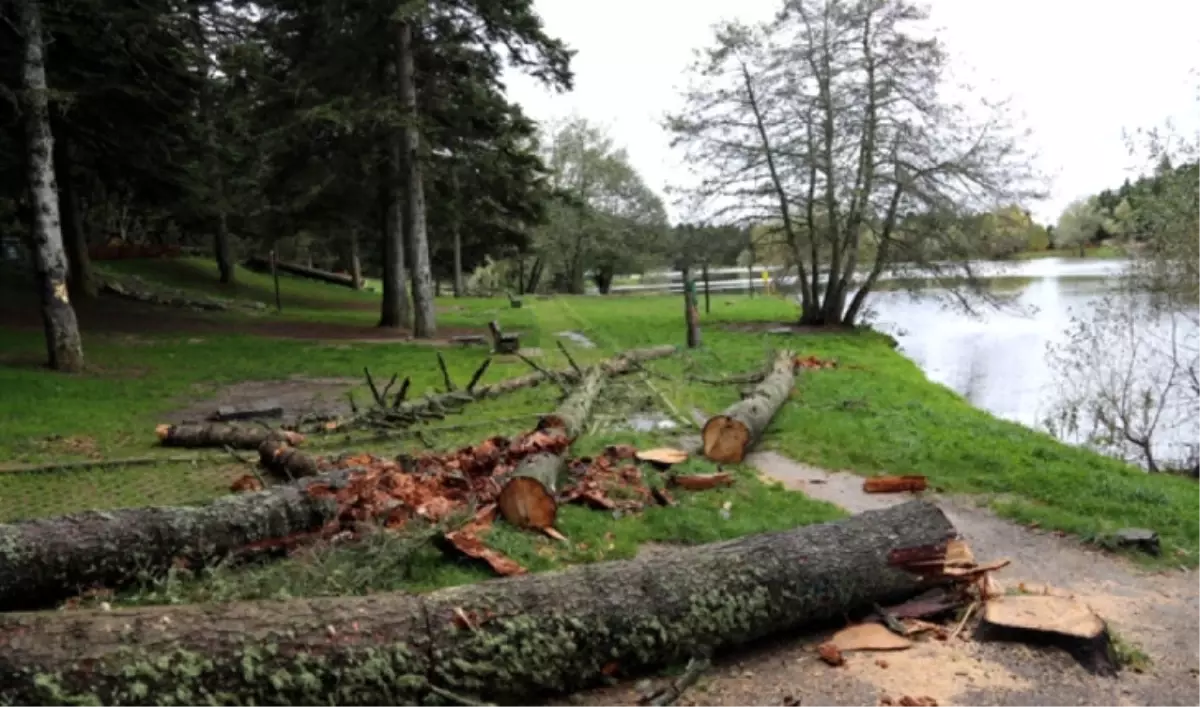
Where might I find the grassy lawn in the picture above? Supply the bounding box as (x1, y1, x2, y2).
(0, 269, 1195, 606)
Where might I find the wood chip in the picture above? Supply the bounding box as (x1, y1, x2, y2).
(982, 595, 1105, 639)
(635, 447, 689, 466)
(829, 623, 913, 652)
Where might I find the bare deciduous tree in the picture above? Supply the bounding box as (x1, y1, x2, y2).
(667, 0, 1042, 326)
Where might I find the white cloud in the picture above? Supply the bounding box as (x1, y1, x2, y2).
(503, 0, 1200, 225)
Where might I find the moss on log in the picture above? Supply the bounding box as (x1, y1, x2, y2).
(0, 472, 356, 612)
(702, 350, 795, 463)
(0, 500, 956, 705)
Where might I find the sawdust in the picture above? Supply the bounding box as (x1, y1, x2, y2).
(843, 637, 1032, 705)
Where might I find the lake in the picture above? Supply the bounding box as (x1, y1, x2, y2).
(856, 258, 1198, 467)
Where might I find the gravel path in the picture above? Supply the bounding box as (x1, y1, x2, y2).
(571, 451, 1198, 706)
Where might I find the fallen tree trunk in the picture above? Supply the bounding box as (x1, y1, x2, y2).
(497, 366, 607, 531)
(156, 423, 304, 450)
(0, 500, 957, 705)
(244, 256, 356, 288)
(0, 472, 355, 612)
(702, 349, 795, 463)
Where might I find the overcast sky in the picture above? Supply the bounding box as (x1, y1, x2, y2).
(501, 0, 1200, 225)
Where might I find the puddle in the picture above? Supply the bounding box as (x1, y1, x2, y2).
(556, 331, 597, 348)
(625, 412, 679, 432)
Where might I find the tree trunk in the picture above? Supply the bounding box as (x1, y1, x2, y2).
(214, 207, 234, 284)
(50, 124, 96, 299)
(349, 230, 362, 290)
(682, 266, 701, 349)
(19, 0, 84, 373)
(0, 501, 957, 705)
(0, 472, 349, 612)
(245, 256, 356, 288)
(702, 350, 795, 463)
(379, 48, 412, 328)
(396, 19, 436, 337)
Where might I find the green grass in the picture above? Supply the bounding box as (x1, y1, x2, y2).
(1013, 244, 1126, 260)
(1, 268, 1195, 606)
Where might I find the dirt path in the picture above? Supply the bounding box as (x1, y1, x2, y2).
(574, 451, 1198, 706)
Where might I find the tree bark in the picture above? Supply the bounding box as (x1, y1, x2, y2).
(397, 19, 437, 337)
(0, 472, 350, 611)
(682, 266, 702, 349)
(379, 52, 411, 328)
(0, 501, 957, 705)
(702, 350, 795, 463)
(19, 0, 84, 373)
(51, 123, 96, 299)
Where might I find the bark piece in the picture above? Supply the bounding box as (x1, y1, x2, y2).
(156, 423, 303, 450)
(0, 500, 958, 705)
(669, 472, 734, 491)
(442, 505, 525, 577)
(701, 350, 795, 463)
(0, 472, 350, 611)
(863, 475, 928, 494)
(980, 595, 1117, 675)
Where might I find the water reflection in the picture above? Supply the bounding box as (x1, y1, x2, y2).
(862, 258, 1198, 462)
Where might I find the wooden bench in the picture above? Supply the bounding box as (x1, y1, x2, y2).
(507, 292, 523, 309)
(488, 320, 520, 354)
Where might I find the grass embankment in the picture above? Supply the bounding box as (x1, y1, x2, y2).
(0, 265, 1195, 603)
(1013, 244, 1126, 260)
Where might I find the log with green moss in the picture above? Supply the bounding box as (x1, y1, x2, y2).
(0, 500, 957, 705)
(0, 471, 357, 612)
(496, 366, 607, 530)
(701, 349, 796, 463)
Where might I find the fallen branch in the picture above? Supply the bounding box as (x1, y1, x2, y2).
(640, 656, 711, 706)
(156, 423, 304, 450)
(701, 349, 796, 463)
(309, 346, 676, 436)
(0, 501, 958, 705)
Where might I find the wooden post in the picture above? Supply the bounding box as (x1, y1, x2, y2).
(683, 267, 701, 349)
(269, 249, 282, 312)
(702, 262, 711, 313)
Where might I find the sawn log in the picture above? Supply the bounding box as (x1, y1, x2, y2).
(496, 366, 607, 531)
(0, 472, 357, 612)
(0, 500, 958, 705)
(702, 349, 795, 463)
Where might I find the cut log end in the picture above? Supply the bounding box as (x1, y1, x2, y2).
(497, 476, 558, 530)
(701, 415, 751, 463)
